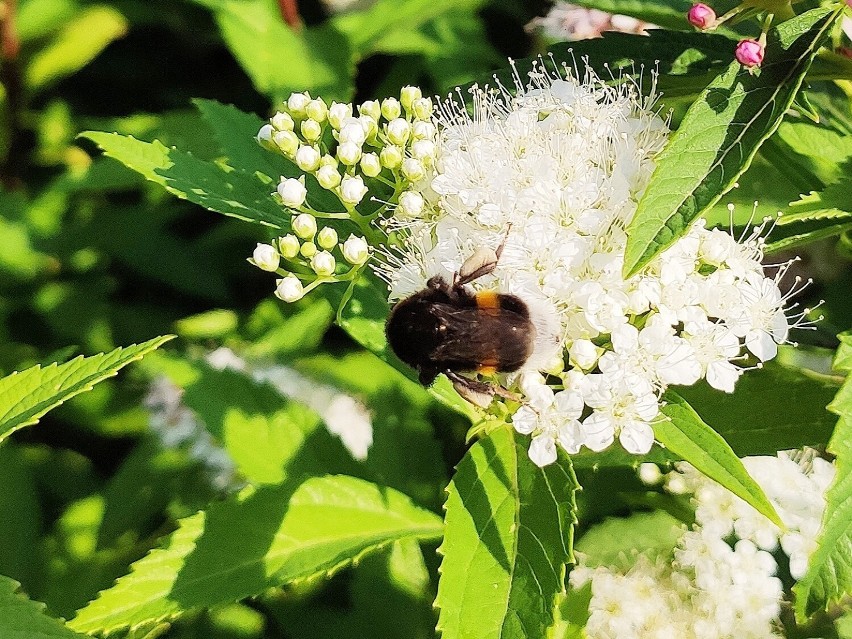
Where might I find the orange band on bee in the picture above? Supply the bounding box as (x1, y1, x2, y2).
(475, 290, 500, 313)
(478, 360, 499, 376)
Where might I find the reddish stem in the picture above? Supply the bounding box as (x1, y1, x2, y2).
(277, 0, 302, 31)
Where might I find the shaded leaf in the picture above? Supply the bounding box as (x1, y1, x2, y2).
(0, 575, 86, 639)
(0, 336, 173, 443)
(623, 6, 842, 277)
(70, 476, 443, 634)
(435, 428, 578, 639)
(575, 510, 684, 568)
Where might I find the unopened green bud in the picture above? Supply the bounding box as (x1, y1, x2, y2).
(292, 213, 317, 239)
(400, 86, 422, 112)
(278, 234, 300, 259)
(380, 145, 403, 169)
(300, 241, 318, 258)
(360, 152, 381, 177)
(300, 118, 323, 143)
(305, 98, 328, 122)
(271, 111, 295, 131)
(358, 100, 381, 121)
(317, 226, 338, 249)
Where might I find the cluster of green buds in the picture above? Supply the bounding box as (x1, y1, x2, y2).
(252, 86, 439, 302)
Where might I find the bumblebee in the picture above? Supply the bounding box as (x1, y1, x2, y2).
(385, 237, 541, 407)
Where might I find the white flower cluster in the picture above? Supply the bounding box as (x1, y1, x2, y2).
(571, 451, 834, 639)
(378, 64, 809, 466)
(253, 86, 439, 301)
(146, 348, 374, 470)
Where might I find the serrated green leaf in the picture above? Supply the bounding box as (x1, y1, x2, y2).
(80, 132, 288, 229)
(0, 336, 173, 443)
(793, 333, 852, 619)
(70, 475, 443, 634)
(773, 121, 852, 186)
(781, 175, 852, 225)
(435, 428, 578, 639)
(0, 575, 87, 639)
(25, 6, 127, 91)
(658, 391, 782, 527)
(764, 218, 852, 254)
(623, 6, 842, 277)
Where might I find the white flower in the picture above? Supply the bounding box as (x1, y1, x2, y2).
(337, 141, 362, 166)
(581, 374, 658, 453)
(398, 191, 425, 217)
(251, 243, 280, 272)
(342, 234, 369, 265)
(682, 319, 742, 392)
(277, 176, 307, 208)
(275, 275, 304, 302)
(727, 271, 789, 362)
(340, 175, 368, 205)
(512, 379, 585, 465)
(256, 124, 275, 149)
(316, 164, 341, 189)
(328, 101, 353, 129)
(386, 118, 410, 145)
(287, 91, 311, 117)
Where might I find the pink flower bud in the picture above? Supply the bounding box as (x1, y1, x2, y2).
(687, 3, 716, 30)
(735, 39, 764, 68)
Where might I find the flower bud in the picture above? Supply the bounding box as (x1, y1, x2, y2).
(328, 102, 353, 129)
(295, 145, 321, 171)
(300, 241, 318, 258)
(398, 190, 425, 217)
(300, 118, 323, 142)
(342, 234, 369, 265)
(735, 39, 764, 67)
(687, 3, 716, 30)
(400, 85, 422, 111)
(412, 97, 433, 120)
(316, 164, 342, 189)
(411, 139, 436, 164)
(317, 226, 338, 249)
(257, 124, 275, 150)
(320, 154, 338, 168)
(273, 130, 299, 156)
(401, 158, 426, 182)
(381, 97, 402, 121)
(386, 118, 411, 146)
(310, 250, 336, 276)
(287, 92, 311, 118)
(412, 120, 435, 140)
(340, 175, 368, 205)
(305, 98, 328, 122)
(278, 234, 300, 258)
(359, 115, 378, 142)
(292, 213, 317, 239)
(252, 243, 280, 272)
(569, 339, 600, 370)
(338, 120, 367, 146)
(337, 141, 362, 166)
(275, 275, 304, 302)
(360, 152, 382, 177)
(380, 145, 403, 169)
(277, 176, 307, 208)
(358, 100, 381, 121)
(271, 111, 295, 131)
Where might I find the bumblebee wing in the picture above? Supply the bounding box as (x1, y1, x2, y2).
(428, 305, 489, 362)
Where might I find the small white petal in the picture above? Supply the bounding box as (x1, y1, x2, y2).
(706, 360, 741, 393)
(529, 434, 558, 467)
(512, 406, 538, 435)
(619, 420, 654, 454)
(746, 329, 778, 362)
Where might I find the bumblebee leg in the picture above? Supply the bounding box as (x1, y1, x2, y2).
(446, 370, 523, 407)
(455, 224, 513, 287)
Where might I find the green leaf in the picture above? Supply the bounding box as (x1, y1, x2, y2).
(80, 132, 288, 229)
(70, 475, 443, 634)
(25, 6, 127, 91)
(657, 391, 783, 527)
(793, 333, 852, 620)
(781, 175, 852, 225)
(0, 446, 42, 590)
(622, 6, 843, 277)
(773, 121, 852, 186)
(764, 218, 852, 254)
(435, 428, 578, 639)
(0, 575, 87, 639)
(0, 336, 173, 443)
(195, 0, 353, 102)
(331, 0, 485, 58)
(575, 510, 684, 568)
